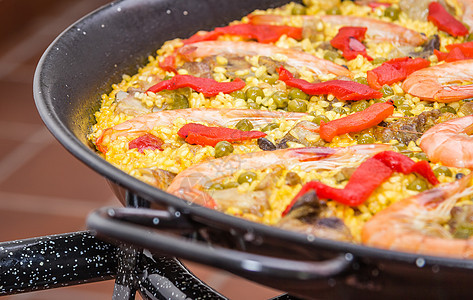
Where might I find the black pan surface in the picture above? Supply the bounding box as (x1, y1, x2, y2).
(33, 0, 473, 298)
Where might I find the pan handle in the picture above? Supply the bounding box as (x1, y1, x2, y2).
(87, 207, 352, 285)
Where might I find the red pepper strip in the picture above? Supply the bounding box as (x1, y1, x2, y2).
(147, 75, 245, 97)
(319, 101, 394, 142)
(177, 123, 266, 147)
(183, 24, 302, 44)
(277, 66, 382, 101)
(428, 2, 468, 37)
(367, 57, 430, 90)
(159, 55, 177, 73)
(372, 151, 439, 185)
(283, 150, 439, 214)
(434, 41, 473, 62)
(183, 30, 223, 44)
(330, 26, 373, 61)
(129, 133, 164, 153)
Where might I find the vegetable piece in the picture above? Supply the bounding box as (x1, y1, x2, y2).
(129, 133, 164, 152)
(330, 26, 372, 61)
(177, 123, 266, 147)
(283, 150, 439, 212)
(277, 66, 382, 101)
(428, 2, 468, 37)
(434, 41, 473, 62)
(159, 55, 177, 73)
(183, 23, 302, 44)
(214, 141, 234, 158)
(147, 75, 245, 97)
(319, 101, 394, 142)
(367, 57, 430, 90)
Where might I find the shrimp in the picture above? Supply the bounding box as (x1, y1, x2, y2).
(96, 108, 308, 152)
(178, 41, 353, 78)
(401, 60, 473, 102)
(458, 0, 473, 32)
(166, 144, 392, 208)
(361, 173, 473, 258)
(419, 115, 473, 168)
(247, 14, 427, 46)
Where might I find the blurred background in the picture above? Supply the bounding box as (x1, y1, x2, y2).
(0, 0, 281, 298)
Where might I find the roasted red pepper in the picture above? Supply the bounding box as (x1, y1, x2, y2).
(129, 133, 164, 153)
(184, 23, 302, 44)
(367, 57, 430, 90)
(428, 2, 468, 37)
(147, 75, 245, 97)
(330, 26, 372, 61)
(435, 41, 473, 62)
(177, 123, 266, 147)
(283, 150, 439, 213)
(277, 66, 382, 101)
(159, 55, 177, 73)
(319, 101, 394, 142)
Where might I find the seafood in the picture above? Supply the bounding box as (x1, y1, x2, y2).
(459, 0, 473, 32)
(362, 173, 473, 258)
(96, 108, 308, 152)
(401, 60, 473, 102)
(166, 144, 391, 208)
(178, 41, 353, 78)
(247, 14, 427, 46)
(419, 115, 473, 168)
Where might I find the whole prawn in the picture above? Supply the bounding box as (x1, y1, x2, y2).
(178, 41, 353, 78)
(401, 59, 473, 102)
(96, 108, 308, 152)
(419, 115, 473, 168)
(166, 144, 392, 208)
(247, 14, 427, 46)
(362, 173, 473, 258)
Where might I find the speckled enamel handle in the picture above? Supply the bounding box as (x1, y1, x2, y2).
(87, 207, 352, 285)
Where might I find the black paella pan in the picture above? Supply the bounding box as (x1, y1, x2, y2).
(33, 0, 473, 298)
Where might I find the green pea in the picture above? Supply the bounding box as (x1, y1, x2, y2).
(292, 3, 306, 15)
(407, 177, 428, 191)
(398, 104, 413, 116)
(433, 166, 452, 177)
(324, 50, 341, 62)
(414, 152, 429, 161)
(453, 223, 473, 239)
(440, 106, 456, 114)
(394, 143, 407, 152)
(356, 133, 375, 144)
(214, 141, 234, 158)
(391, 95, 405, 107)
(262, 73, 279, 84)
(351, 100, 369, 112)
(288, 88, 309, 100)
(326, 6, 341, 15)
(261, 123, 279, 132)
(238, 171, 257, 184)
(171, 94, 189, 109)
(271, 91, 289, 108)
(235, 119, 254, 131)
(332, 106, 346, 114)
(467, 33, 473, 42)
(209, 183, 224, 190)
(384, 6, 400, 21)
(246, 86, 264, 101)
(163, 75, 174, 81)
(372, 57, 388, 65)
(312, 115, 330, 125)
(354, 77, 368, 85)
(231, 90, 246, 100)
(223, 181, 239, 189)
(287, 99, 308, 112)
(381, 85, 394, 97)
(247, 102, 260, 109)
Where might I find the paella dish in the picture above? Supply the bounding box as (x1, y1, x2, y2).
(90, 0, 473, 258)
